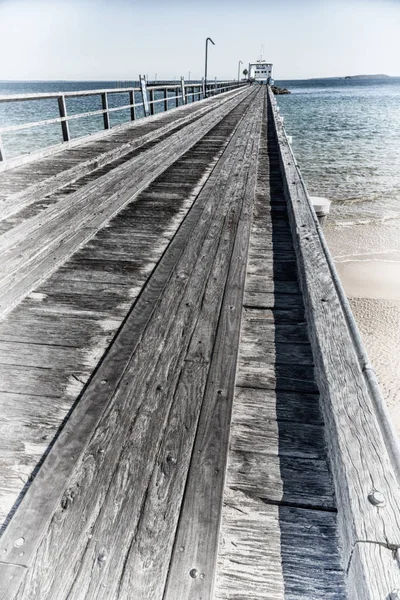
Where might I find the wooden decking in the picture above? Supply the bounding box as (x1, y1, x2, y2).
(1, 83, 397, 598)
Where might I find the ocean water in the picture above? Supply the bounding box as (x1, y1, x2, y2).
(275, 77, 400, 430)
(275, 77, 400, 232)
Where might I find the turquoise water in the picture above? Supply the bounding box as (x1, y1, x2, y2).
(275, 77, 400, 227)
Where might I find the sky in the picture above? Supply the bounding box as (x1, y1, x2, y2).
(0, 0, 400, 81)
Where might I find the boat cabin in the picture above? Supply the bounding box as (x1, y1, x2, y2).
(248, 60, 273, 83)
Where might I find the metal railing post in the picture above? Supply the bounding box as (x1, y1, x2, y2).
(101, 92, 110, 129)
(139, 75, 150, 117)
(57, 95, 71, 142)
(129, 90, 136, 121)
(202, 77, 205, 99)
(0, 134, 4, 162)
(180, 77, 186, 105)
(164, 89, 168, 112)
(149, 88, 155, 115)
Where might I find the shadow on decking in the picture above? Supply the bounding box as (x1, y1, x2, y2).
(266, 102, 348, 598)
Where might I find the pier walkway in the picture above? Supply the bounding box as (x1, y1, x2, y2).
(0, 84, 399, 599)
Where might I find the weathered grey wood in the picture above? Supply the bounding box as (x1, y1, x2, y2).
(233, 387, 323, 425)
(0, 86, 248, 176)
(0, 86, 248, 216)
(57, 95, 70, 142)
(0, 564, 26, 597)
(226, 452, 335, 508)
(230, 415, 326, 460)
(181, 77, 186, 104)
(0, 89, 255, 319)
(0, 92, 260, 598)
(163, 88, 264, 600)
(216, 488, 347, 600)
(140, 75, 150, 117)
(347, 543, 400, 600)
(0, 96, 252, 530)
(269, 85, 400, 592)
(243, 290, 303, 309)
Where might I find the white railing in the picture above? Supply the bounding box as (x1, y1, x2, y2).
(0, 76, 248, 163)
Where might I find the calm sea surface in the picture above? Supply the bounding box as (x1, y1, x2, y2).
(275, 77, 400, 229)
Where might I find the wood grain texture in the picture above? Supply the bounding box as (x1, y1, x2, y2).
(0, 86, 248, 215)
(163, 87, 264, 600)
(0, 94, 253, 530)
(347, 543, 400, 599)
(216, 92, 346, 599)
(269, 84, 400, 593)
(0, 89, 261, 599)
(215, 488, 347, 600)
(0, 88, 255, 319)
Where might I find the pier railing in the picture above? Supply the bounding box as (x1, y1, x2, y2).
(268, 85, 400, 599)
(0, 77, 248, 164)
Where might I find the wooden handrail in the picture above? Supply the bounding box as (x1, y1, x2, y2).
(0, 79, 248, 163)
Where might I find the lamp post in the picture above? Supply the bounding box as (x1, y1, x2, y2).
(205, 37, 215, 97)
(238, 60, 243, 82)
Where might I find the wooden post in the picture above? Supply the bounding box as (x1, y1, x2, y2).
(164, 89, 168, 112)
(139, 75, 150, 117)
(101, 92, 110, 130)
(129, 90, 136, 121)
(180, 77, 186, 105)
(149, 89, 155, 115)
(57, 95, 70, 142)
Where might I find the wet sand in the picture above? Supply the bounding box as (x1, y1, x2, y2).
(325, 221, 400, 437)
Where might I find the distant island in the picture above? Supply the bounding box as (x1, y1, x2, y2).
(344, 74, 391, 79)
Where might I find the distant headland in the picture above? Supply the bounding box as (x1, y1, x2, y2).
(344, 74, 391, 79)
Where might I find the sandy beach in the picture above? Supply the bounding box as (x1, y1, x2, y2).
(325, 220, 400, 436)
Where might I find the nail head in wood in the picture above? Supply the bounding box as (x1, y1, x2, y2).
(368, 490, 386, 507)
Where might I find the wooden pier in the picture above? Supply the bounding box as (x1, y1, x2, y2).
(0, 83, 400, 599)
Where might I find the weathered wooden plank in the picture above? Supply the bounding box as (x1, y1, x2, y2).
(216, 488, 347, 600)
(229, 415, 326, 459)
(0, 95, 256, 531)
(226, 452, 335, 508)
(242, 305, 305, 322)
(163, 88, 264, 600)
(0, 86, 249, 215)
(347, 543, 400, 599)
(0, 89, 257, 319)
(243, 290, 303, 309)
(109, 106, 267, 600)
(239, 318, 309, 344)
(236, 362, 318, 393)
(245, 274, 301, 295)
(269, 86, 400, 590)
(0, 565, 26, 597)
(233, 387, 323, 425)
(0, 308, 118, 347)
(0, 92, 260, 598)
(0, 364, 90, 398)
